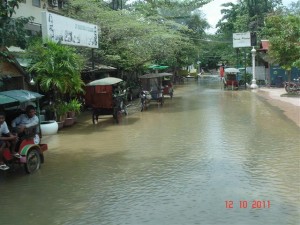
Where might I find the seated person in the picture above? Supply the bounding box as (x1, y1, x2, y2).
(11, 105, 39, 135)
(0, 112, 19, 170)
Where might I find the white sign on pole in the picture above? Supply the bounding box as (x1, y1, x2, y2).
(41, 11, 99, 48)
(233, 32, 251, 48)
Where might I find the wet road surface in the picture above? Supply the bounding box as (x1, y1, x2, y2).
(0, 80, 299, 225)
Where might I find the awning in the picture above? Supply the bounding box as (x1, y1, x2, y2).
(82, 63, 117, 72)
(139, 72, 173, 79)
(0, 90, 44, 105)
(258, 40, 269, 52)
(148, 65, 169, 70)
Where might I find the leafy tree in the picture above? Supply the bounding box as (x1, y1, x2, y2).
(213, 0, 284, 68)
(262, 13, 300, 79)
(62, 0, 207, 75)
(27, 40, 85, 101)
(0, 0, 33, 49)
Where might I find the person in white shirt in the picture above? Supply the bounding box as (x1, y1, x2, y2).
(0, 112, 18, 170)
(11, 105, 39, 134)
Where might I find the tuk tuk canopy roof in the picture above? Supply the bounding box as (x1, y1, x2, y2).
(86, 77, 123, 86)
(139, 73, 173, 79)
(0, 90, 44, 105)
(224, 68, 240, 73)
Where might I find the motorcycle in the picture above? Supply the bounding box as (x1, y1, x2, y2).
(284, 78, 300, 94)
(140, 90, 152, 112)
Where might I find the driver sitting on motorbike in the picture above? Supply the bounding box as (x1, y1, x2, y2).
(0, 112, 19, 170)
(11, 105, 39, 135)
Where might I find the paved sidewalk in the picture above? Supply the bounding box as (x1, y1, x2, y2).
(256, 87, 300, 127)
(258, 87, 300, 107)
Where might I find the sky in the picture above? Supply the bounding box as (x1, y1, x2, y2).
(202, 0, 295, 34)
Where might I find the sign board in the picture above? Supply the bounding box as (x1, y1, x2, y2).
(41, 12, 99, 48)
(233, 32, 251, 48)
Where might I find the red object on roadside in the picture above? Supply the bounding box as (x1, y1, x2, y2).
(220, 66, 224, 77)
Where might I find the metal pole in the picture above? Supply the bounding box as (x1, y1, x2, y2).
(244, 49, 247, 89)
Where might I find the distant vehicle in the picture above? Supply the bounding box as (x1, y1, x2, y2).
(223, 68, 239, 90)
(139, 72, 173, 111)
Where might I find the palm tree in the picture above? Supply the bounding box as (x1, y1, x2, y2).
(27, 40, 85, 101)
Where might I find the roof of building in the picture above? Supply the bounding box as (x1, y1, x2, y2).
(258, 40, 269, 52)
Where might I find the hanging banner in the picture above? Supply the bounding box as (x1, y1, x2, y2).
(233, 32, 251, 48)
(41, 11, 99, 48)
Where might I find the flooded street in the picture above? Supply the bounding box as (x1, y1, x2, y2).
(1, 80, 299, 225)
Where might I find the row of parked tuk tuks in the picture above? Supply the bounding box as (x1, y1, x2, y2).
(84, 74, 174, 124)
(0, 74, 174, 175)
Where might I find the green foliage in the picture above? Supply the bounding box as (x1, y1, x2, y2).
(55, 102, 68, 121)
(63, 0, 211, 73)
(0, 0, 33, 48)
(26, 40, 85, 100)
(262, 13, 300, 73)
(66, 99, 82, 114)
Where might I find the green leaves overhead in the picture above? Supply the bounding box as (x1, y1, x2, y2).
(262, 13, 300, 71)
(63, 0, 210, 71)
(0, 0, 33, 49)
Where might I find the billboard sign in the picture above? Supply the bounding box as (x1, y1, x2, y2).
(233, 32, 251, 48)
(41, 11, 99, 48)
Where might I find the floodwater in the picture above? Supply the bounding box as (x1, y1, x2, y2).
(1, 79, 299, 225)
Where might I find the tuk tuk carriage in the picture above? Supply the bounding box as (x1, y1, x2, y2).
(162, 77, 174, 99)
(85, 77, 128, 124)
(223, 68, 239, 90)
(139, 72, 173, 111)
(0, 90, 48, 174)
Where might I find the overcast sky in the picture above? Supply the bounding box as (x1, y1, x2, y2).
(202, 0, 295, 34)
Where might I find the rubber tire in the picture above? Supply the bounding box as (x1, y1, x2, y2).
(116, 111, 122, 123)
(24, 149, 41, 174)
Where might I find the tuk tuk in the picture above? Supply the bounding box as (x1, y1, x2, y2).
(0, 90, 48, 174)
(223, 68, 239, 90)
(85, 77, 128, 124)
(139, 72, 173, 111)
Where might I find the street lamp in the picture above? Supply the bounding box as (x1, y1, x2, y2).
(250, 47, 258, 89)
(29, 77, 35, 86)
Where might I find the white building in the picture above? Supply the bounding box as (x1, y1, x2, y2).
(12, 0, 67, 35)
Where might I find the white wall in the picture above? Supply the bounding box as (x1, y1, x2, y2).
(12, 1, 45, 25)
(246, 66, 266, 80)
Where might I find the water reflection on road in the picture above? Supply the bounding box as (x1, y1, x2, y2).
(1, 79, 299, 225)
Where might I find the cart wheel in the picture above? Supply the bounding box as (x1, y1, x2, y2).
(116, 111, 122, 123)
(92, 112, 99, 124)
(124, 105, 128, 116)
(160, 96, 164, 106)
(24, 149, 41, 174)
(129, 93, 133, 101)
(140, 100, 145, 112)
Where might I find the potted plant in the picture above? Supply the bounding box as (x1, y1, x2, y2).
(66, 98, 82, 118)
(55, 102, 68, 129)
